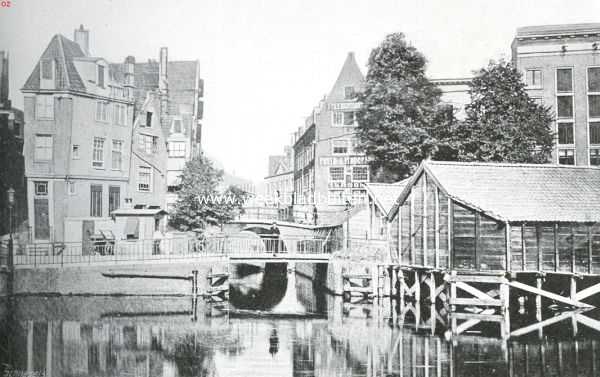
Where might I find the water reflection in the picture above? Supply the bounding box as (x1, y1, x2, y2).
(2, 266, 600, 376)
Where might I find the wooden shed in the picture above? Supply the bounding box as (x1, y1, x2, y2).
(387, 161, 600, 275)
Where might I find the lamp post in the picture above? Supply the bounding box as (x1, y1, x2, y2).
(6, 187, 15, 295)
(7, 187, 14, 236)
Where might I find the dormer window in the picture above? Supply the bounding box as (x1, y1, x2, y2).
(145, 112, 153, 127)
(97, 65, 105, 88)
(40, 59, 55, 90)
(41, 59, 54, 80)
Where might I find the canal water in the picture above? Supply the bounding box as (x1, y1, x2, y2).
(1, 263, 600, 377)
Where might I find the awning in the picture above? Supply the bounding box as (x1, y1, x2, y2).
(124, 218, 139, 237)
(112, 208, 167, 216)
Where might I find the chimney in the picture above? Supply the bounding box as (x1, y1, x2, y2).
(124, 55, 135, 99)
(158, 47, 169, 128)
(74, 24, 90, 56)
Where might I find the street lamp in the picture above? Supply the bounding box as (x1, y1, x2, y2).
(6, 187, 15, 273)
(7, 187, 14, 237)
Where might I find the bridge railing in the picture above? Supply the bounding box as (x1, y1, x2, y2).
(11, 234, 338, 268)
(208, 236, 335, 255)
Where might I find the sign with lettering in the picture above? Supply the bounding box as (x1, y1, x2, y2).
(328, 182, 367, 189)
(319, 155, 368, 166)
(327, 102, 362, 111)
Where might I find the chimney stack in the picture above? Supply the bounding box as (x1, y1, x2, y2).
(0, 51, 9, 109)
(124, 55, 135, 99)
(158, 47, 169, 129)
(74, 24, 90, 56)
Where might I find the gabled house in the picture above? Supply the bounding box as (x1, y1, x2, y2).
(21, 26, 135, 243)
(387, 160, 600, 274)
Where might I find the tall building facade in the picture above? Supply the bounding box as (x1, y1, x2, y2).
(293, 52, 368, 211)
(512, 23, 600, 166)
(21, 26, 174, 243)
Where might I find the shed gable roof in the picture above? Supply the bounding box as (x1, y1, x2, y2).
(364, 180, 408, 217)
(391, 161, 600, 223)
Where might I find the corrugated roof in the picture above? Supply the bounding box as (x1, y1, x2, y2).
(364, 180, 408, 217)
(397, 161, 600, 223)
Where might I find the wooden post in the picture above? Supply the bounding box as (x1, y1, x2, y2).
(506, 222, 511, 272)
(522, 223, 527, 271)
(571, 224, 575, 274)
(435, 187, 440, 269)
(410, 190, 415, 266)
(571, 275, 578, 336)
(414, 270, 421, 302)
(501, 279, 510, 339)
(398, 269, 405, 308)
(554, 223, 559, 272)
(535, 276, 543, 315)
(450, 271, 457, 312)
(372, 264, 379, 298)
(448, 198, 453, 270)
(423, 175, 428, 267)
(537, 224, 542, 272)
(589, 225, 593, 275)
(429, 271, 436, 305)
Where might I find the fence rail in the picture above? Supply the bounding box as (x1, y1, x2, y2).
(10, 235, 338, 268)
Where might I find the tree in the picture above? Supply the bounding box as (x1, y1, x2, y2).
(169, 154, 247, 233)
(356, 32, 445, 182)
(452, 60, 554, 163)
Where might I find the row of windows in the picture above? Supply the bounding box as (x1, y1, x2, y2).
(557, 148, 600, 166)
(295, 145, 314, 170)
(33, 135, 124, 171)
(33, 181, 121, 218)
(332, 111, 357, 126)
(34, 95, 130, 126)
(328, 189, 367, 205)
(329, 166, 369, 182)
(525, 67, 600, 92)
(167, 141, 186, 158)
(331, 139, 360, 155)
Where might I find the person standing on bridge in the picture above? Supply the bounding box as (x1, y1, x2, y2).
(269, 222, 280, 254)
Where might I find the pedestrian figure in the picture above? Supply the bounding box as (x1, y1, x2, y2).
(345, 199, 352, 211)
(312, 205, 318, 225)
(269, 222, 280, 253)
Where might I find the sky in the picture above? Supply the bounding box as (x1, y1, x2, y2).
(1, 0, 600, 183)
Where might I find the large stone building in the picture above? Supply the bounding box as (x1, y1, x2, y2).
(512, 23, 600, 166)
(293, 52, 368, 212)
(0, 50, 26, 236)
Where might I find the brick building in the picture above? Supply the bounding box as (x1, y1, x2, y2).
(512, 23, 600, 166)
(293, 52, 368, 212)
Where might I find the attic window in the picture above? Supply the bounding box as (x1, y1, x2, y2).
(41, 59, 54, 80)
(97, 65, 105, 88)
(145, 112, 152, 127)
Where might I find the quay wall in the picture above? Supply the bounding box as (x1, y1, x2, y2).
(12, 261, 228, 296)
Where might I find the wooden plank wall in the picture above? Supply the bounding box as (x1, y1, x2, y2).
(510, 223, 600, 274)
(397, 172, 450, 269)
